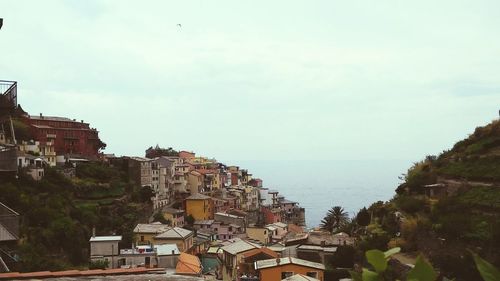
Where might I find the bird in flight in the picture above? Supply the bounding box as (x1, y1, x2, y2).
(177, 24, 182, 28)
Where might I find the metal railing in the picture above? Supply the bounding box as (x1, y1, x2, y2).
(0, 80, 17, 107)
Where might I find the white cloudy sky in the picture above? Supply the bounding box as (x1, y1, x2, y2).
(1, 0, 499, 163)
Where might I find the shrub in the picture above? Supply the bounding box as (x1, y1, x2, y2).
(394, 196, 426, 214)
(89, 259, 109, 269)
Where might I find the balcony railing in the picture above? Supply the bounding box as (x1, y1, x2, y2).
(0, 80, 17, 107)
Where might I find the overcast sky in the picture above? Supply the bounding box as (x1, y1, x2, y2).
(1, 1, 499, 164)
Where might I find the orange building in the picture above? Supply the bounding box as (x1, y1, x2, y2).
(185, 193, 213, 220)
(255, 257, 325, 281)
(176, 253, 202, 275)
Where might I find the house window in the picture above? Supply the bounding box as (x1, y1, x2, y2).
(281, 272, 294, 279)
(306, 272, 318, 278)
(140, 235, 144, 242)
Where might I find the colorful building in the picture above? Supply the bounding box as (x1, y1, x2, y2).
(254, 257, 325, 281)
(221, 239, 260, 281)
(153, 227, 193, 252)
(133, 223, 170, 246)
(239, 248, 278, 278)
(246, 226, 272, 245)
(23, 114, 104, 159)
(187, 170, 203, 194)
(185, 194, 213, 220)
(161, 207, 185, 227)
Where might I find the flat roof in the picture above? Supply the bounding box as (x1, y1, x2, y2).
(155, 244, 180, 255)
(255, 257, 325, 271)
(89, 236, 122, 242)
(215, 212, 243, 219)
(133, 223, 170, 234)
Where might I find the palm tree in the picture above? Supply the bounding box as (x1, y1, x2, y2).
(320, 206, 349, 233)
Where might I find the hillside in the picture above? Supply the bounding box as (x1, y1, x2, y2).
(359, 120, 500, 281)
(0, 163, 152, 272)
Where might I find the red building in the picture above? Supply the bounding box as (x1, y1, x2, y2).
(24, 114, 105, 159)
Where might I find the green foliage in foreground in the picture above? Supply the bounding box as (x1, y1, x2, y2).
(0, 163, 145, 272)
(351, 248, 500, 281)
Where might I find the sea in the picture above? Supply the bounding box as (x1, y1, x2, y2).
(235, 159, 413, 228)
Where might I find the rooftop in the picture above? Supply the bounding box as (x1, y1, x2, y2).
(270, 222, 287, 229)
(29, 115, 74, 122)
(221, 239, 260, 255)
(128, 156, 152, 162)
(155, 227, 193, 239)
(161, 207, 184, 214)
(282, 274, 321, 281)
(194, 220, 214, 225)
(176, 253, 202, 275)
(89, 236, 122, 242)
(186, 193, 211, 200)
(133, 223, 170, 234)
(215, 212, 243, 219)
(297, 245, 337, 252)
(154, 244, 180, 255)
(242, 247, 279, 259)
(255, 257, 325, 271)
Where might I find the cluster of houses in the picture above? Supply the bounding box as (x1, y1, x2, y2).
(89, 219, 355, 281)
(105, 148, 306, 229)
(88, 149, 356, 280)
(1, 82, 357, 280)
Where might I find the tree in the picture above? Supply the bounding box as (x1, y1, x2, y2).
(185, 214, 195, 226)
(356, 207, 371, 227)
(153, 212, 171, 225)
(321, 206, 349, 233)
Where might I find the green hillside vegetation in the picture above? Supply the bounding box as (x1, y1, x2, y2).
(354, 120, 500, 281)
(0, 163, 152, 272)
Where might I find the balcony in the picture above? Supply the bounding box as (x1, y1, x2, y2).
(0, 80, 17, 107)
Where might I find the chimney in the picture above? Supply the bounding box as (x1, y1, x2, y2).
(320, 240, 326, 247)
(81, 120, 84, 123)
(39, 113, 43, 119)
(172, 250, 175, 255)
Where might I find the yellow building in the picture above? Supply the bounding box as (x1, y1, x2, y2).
(185, 194, 213, 221)
(154, 227, 194, 252)
(161, 207, 185, 227)
(133, 223, 170, 245)
(133, 223, 194, 252)
(246, 226, 271, 245)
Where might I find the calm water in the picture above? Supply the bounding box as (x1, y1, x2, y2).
(235, 159, 412, 228)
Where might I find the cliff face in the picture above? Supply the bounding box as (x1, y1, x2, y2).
(365, 120, 500, 281)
